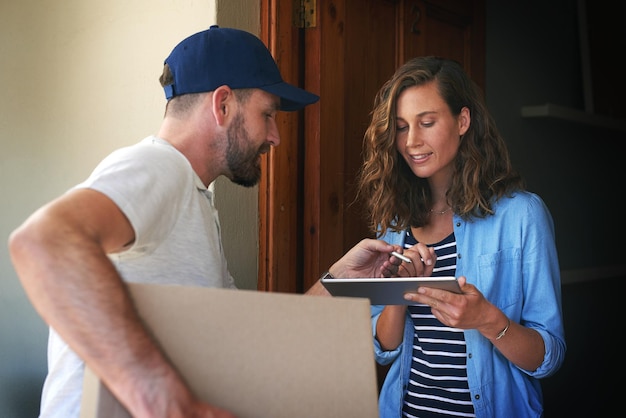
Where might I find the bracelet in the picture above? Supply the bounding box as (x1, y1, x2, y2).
(495, 317, 511, 340)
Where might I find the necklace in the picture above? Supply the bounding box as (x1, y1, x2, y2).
(429, 206, 452, 215)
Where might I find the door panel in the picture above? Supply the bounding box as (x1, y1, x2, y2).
(343, 0, 400, 252)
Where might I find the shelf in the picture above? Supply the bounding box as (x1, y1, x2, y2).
(521, 103, 626, 133)
(560, 264, 626, 285)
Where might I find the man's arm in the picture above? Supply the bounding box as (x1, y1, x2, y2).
(9, 188, 234, 418)
(305, 238, 400, 296)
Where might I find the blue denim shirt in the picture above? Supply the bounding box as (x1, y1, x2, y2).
(373, 191, 566, 418)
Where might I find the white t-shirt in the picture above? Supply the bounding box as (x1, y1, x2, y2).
(39, 136, 236, 417)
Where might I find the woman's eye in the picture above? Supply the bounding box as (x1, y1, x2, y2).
(396, 125, 408, 132)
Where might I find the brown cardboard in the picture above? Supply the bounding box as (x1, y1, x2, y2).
(80, 283, 379, 418)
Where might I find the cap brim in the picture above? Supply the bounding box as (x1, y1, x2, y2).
(260, 82, 319, 111)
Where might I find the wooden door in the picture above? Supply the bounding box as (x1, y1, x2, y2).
(259, 0, 485, 293)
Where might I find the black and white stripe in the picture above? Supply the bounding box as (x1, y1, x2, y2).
(401, 230, 475, 417)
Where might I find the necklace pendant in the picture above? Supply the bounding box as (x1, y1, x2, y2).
(430, 206, 451, 215)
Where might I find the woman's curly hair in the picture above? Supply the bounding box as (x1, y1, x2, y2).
(356, 56, 524, 236)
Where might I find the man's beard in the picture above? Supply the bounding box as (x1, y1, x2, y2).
(225, 111, 266, 187)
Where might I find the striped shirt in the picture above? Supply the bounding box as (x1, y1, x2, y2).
(401, 229, 475, 417)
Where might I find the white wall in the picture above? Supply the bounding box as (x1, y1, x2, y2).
(0, 1, 259, 416)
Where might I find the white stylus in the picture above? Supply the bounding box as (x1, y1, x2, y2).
(390, 251, 412, 263)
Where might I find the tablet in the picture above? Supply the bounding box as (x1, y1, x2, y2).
(320, 276, 461, 305)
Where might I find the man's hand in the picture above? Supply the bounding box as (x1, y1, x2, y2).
(329, 238, 401, 279)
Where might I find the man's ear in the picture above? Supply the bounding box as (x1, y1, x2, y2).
(211, 85, 233, 126)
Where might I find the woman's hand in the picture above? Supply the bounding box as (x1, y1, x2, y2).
(404, 277, 504, 337)
(404, 276, 546, 371)
(391, 243, 436, 277)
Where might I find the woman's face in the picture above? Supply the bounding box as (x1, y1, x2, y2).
(395, 82, 469, 184)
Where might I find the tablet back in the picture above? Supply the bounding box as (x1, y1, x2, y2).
(321, 276, 461, 305)
(80, 283, 379, 418)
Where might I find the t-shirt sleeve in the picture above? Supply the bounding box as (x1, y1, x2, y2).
(73, 141, 192, 257)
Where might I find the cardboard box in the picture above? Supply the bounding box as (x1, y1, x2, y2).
(80, 283, 379, 418)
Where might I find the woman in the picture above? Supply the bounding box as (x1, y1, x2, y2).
(357, 56, 566, 417)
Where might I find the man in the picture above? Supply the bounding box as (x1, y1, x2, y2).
(9, 26, 400, 417)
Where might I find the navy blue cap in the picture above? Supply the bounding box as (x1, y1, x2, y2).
(163, 25, 319, 111)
